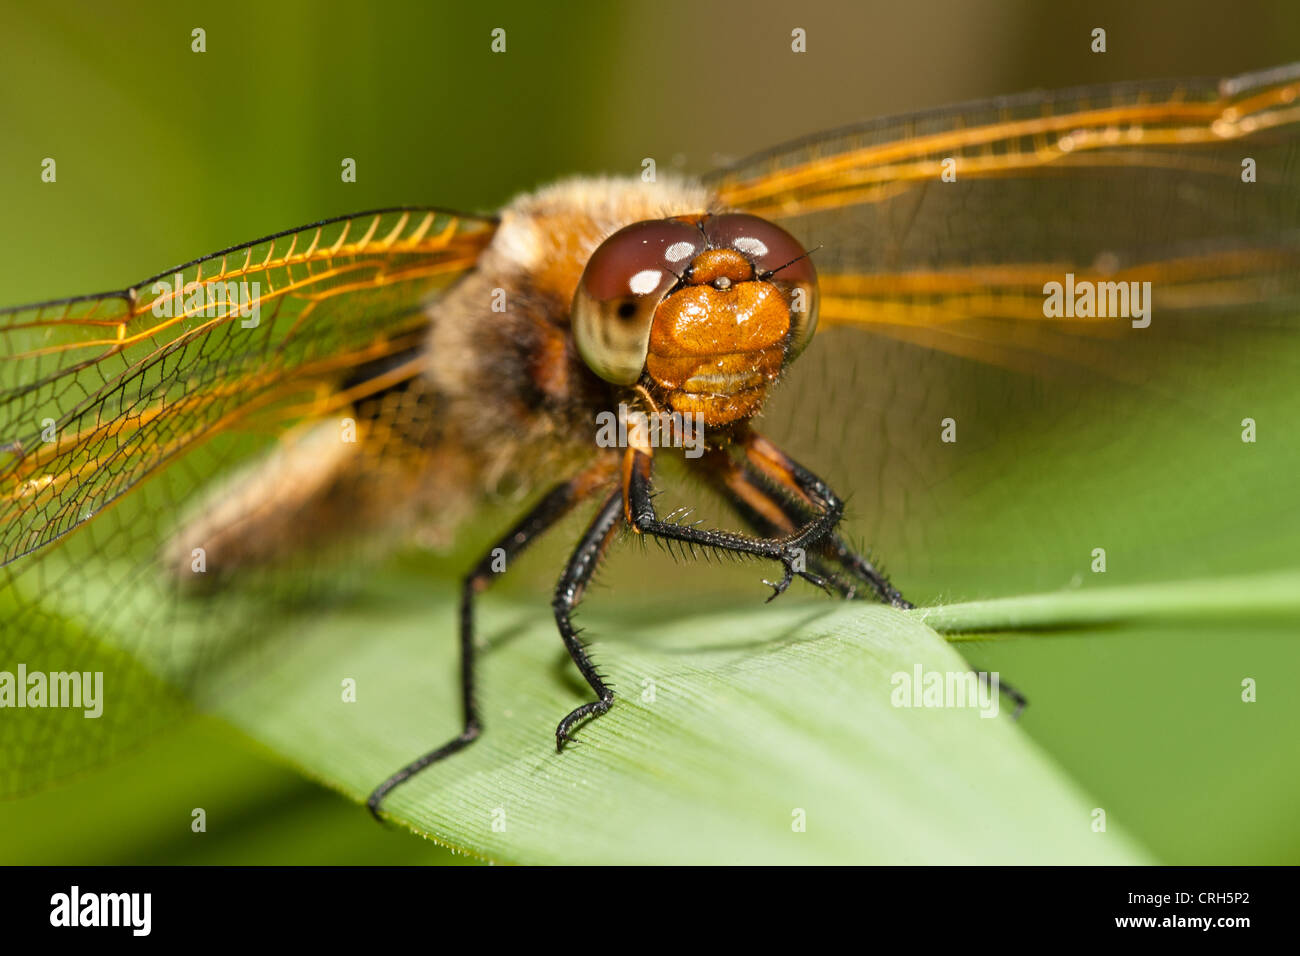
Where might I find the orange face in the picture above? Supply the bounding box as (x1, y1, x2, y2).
(646, 247, 790, 425)
(571, 213, 818, 427)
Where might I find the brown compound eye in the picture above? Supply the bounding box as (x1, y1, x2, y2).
(573, 219, 706, 385)
(702, 214, 819, 357)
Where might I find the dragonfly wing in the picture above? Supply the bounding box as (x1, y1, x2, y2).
(0, 208, 495, 794)
(709, 65, 1300, 605)
(711, 63, 1300, 377)
(1, 207, 495, 563)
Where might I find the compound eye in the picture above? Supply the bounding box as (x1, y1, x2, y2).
(703, 214, 819, 357)
(573, 219, 705, 385)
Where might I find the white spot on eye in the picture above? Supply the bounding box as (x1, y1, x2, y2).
(629, 269, 663, 295)
(665, 240, 695, 263)
(732, 236, 768, 258)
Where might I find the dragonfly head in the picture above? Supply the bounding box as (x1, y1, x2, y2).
(572, 213, 818, 427)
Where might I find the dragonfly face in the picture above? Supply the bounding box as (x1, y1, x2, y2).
(2, 63, 1299, 806)
(571, 212, 818, 425)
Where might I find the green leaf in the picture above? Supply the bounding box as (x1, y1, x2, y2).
(197, 568, 1153, 865)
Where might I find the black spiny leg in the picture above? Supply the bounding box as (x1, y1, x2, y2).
(701, 438, 1029, 717)
(367, 468, 609, 818)
(707, 453, 909, 607)
(980, 669, 1028, 719)
(700, 447, 857, 597)
(736, 432, 911, 608)
(821, 535, 911, 608)
(625, 443, 835, 601)
(553, 486, 626, 750)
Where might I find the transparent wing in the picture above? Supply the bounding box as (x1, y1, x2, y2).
(708, 65, 1300, 606)
(0, 208, 496, 794)
(1, 208, 494, 562)
(711, 62, 1300, 376)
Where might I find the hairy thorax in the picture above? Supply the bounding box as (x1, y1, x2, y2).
(424, 176, 721, 493)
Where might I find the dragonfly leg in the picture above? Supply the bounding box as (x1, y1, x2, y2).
(979, 669, 1028, 720)
(700, 431, 912, 608)
(550, 433, 870, 749)
(553, 485, 626, 750)
(367, 465, 612, 819)
(819, 534, 912, 609)
(702, 438, 1032, 715)
(703, 445, 1031, 716)
(698, 447, 855, 597)
(624, 439, 836, 601)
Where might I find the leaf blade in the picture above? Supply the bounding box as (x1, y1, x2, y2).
(210, 578, 1151, 864)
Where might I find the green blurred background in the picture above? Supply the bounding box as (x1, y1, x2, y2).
(1, 0, 1298, 863)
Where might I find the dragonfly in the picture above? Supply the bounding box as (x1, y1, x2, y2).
(2, 62, 1298, 814)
